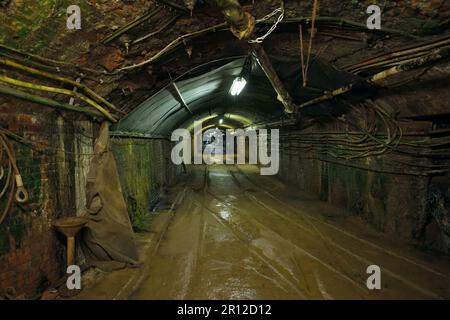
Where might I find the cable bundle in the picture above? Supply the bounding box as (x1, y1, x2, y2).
(0, 133, 28, 225)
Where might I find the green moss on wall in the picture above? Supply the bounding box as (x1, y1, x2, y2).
(319, 162, 328, 201)
(7, 212, 27, 248)
(112, 138, 165, 230)
(0, 229, 10, 256)
(348, 167, 367, 216)
(318, 158, 390, 231)
(15, 143, 42, 203)
(0, 209, 27, 253)
(0, 0, 93, 52)
(0, 141, 39, 256)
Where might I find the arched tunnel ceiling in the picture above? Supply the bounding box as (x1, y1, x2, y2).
(113, 58, 286, 136)
(1, 0, 448, 128)
(183, 113, 255, 132)
(113, 54, 361, 136)
(0, 0, 447, 124)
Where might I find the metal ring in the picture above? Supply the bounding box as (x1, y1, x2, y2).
(15, 186, 29, 203)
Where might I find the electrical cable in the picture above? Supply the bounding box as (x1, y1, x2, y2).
(0, 133, 29, 225)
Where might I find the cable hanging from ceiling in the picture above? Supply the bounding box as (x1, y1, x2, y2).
(0, 133, 29, 225)
(278, 101, 450, 175)
(299, 0, 319, 88)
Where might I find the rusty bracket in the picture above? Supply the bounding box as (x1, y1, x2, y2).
(171, 81, 193, 115)
(215, 0, 255, 40)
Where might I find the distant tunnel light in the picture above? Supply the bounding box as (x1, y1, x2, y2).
(219, 118, 224, 124)
(229, 77, 247, 96)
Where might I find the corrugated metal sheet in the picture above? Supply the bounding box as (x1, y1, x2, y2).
(113, 59, 284, 136)
(113, 57, 359, 136)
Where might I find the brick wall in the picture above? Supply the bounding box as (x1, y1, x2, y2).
(0, 99, 94, 298)
(0, 96, 181, 297)
(279, 151, 429, 236)
(277, 105, 449, 254)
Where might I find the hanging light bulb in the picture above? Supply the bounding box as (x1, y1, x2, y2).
(229, 77, 247, 96)
(229, 54, 252, 96)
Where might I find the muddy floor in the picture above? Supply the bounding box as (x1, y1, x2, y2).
(129, 164, 450, 300)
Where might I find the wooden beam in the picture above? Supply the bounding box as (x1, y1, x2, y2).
(300, 46, 450, 109)
(250, 43, 297, 113)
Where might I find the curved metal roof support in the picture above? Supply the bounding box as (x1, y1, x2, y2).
(114, 58, 285, 136)
(201, 123, 236, 133)
(184, 112, 255, 132)
(201, 117, 243, 131)
(171, 81, 193, 115)
(202, 124, 235, 132)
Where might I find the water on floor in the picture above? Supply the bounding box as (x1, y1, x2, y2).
(125, 164, 450, 300)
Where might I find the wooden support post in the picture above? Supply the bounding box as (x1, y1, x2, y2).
(250, 43, 297, 114)
(67, 236, 75, 266)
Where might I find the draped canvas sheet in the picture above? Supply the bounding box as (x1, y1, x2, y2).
(81, 122, 139, 271)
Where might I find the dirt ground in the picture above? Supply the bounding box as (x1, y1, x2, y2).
(78, 164, 450, 300)
(75, 165, 450, 300)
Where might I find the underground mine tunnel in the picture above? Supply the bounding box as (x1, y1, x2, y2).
(0, 0, 450, 302)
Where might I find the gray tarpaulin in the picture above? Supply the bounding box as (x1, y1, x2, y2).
(81, 122, 139, 271)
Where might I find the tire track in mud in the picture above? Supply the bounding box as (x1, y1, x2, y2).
(204, 182, 367, 298)
(226, 167, 363, 297)
(204, 166, 373, 298)
(170, 189, 201, 299)
(194, 165, 310, 298)
(193, 193, 308, 298)
(228, 167, 358, 271)
(233, 165, 449, 299)
(181, 165, 208, 299)
(236, 165, 450, 280)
